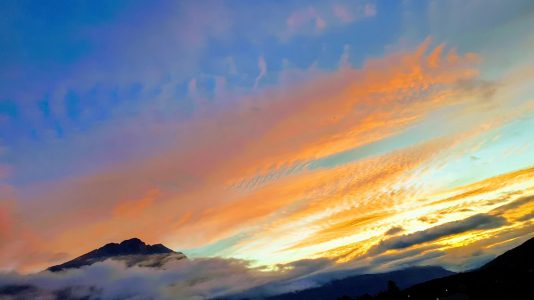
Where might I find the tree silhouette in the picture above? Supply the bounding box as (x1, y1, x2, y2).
(387, 280, 400, 294)
(374, 280, 401, 300)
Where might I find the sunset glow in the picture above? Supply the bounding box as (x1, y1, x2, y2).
(0, 1, 533, 283)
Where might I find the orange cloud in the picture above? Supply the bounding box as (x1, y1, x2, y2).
(0, 200, 13, 242)
(113, 188, 160, 218)
(2, 40, 501, 272)
(311, 168, 534, 269)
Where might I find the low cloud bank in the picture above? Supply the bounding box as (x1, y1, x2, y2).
(0, 257, 338, 299)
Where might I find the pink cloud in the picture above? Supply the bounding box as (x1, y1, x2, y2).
(188, 78, 197, 97)
(333, 2, 377, 23)
(315, 16, 327, 30)
(364, 3, 377, 17)
(333, 5, 354, 23)
(286, 7, 326, 33)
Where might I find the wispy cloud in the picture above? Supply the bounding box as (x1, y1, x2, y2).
(332, 2, 377, 23)
(363, 3, 377, 17)
(286, 7, 326, 32)
(333, 5, 355, 23)
(1, 40, 504, 272)
(1, 3, 533, 295)
(253, 56, 267, 89)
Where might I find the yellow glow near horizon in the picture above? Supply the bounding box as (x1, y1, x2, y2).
(225, 167, 534, 269)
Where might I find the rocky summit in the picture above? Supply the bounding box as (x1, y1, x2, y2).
(47, 238, 186, 272)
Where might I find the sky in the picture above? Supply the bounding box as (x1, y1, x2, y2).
(0, 0, 533, 284)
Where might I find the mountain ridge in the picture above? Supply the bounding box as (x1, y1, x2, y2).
(2, 236, 532, 299)
(258, 266, 454, 300)
(349, 236, 534, 300)
(47, 237, 186, 272)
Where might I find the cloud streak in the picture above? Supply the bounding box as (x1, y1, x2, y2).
(254, 56, 267, 89)
(1, 36, 532, 276)
(0, 39, 507, 271)
(367, 214, 508, 255)
(0, 4, 533, 299)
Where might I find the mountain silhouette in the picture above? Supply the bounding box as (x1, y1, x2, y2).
(251, 266, 454, 300)
(346, 236, 534, 300)
(480, 236, 534, 273)
(2, 236, 533, 299)
(47, 237, 186, 272)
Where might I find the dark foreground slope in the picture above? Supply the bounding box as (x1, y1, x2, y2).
(400, 237, 534, 300)
(354, 236, 534, 300)
(48, 237, 186, 272)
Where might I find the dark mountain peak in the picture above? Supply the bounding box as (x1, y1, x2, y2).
(150, 243, 174, 253)
(47, 238, 183, 272)
(120, 237, 145, 246)
(101, 237, 174, 256)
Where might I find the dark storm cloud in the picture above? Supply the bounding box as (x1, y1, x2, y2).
(367, 214, 508, 255)
(385, 226, 404, 235)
